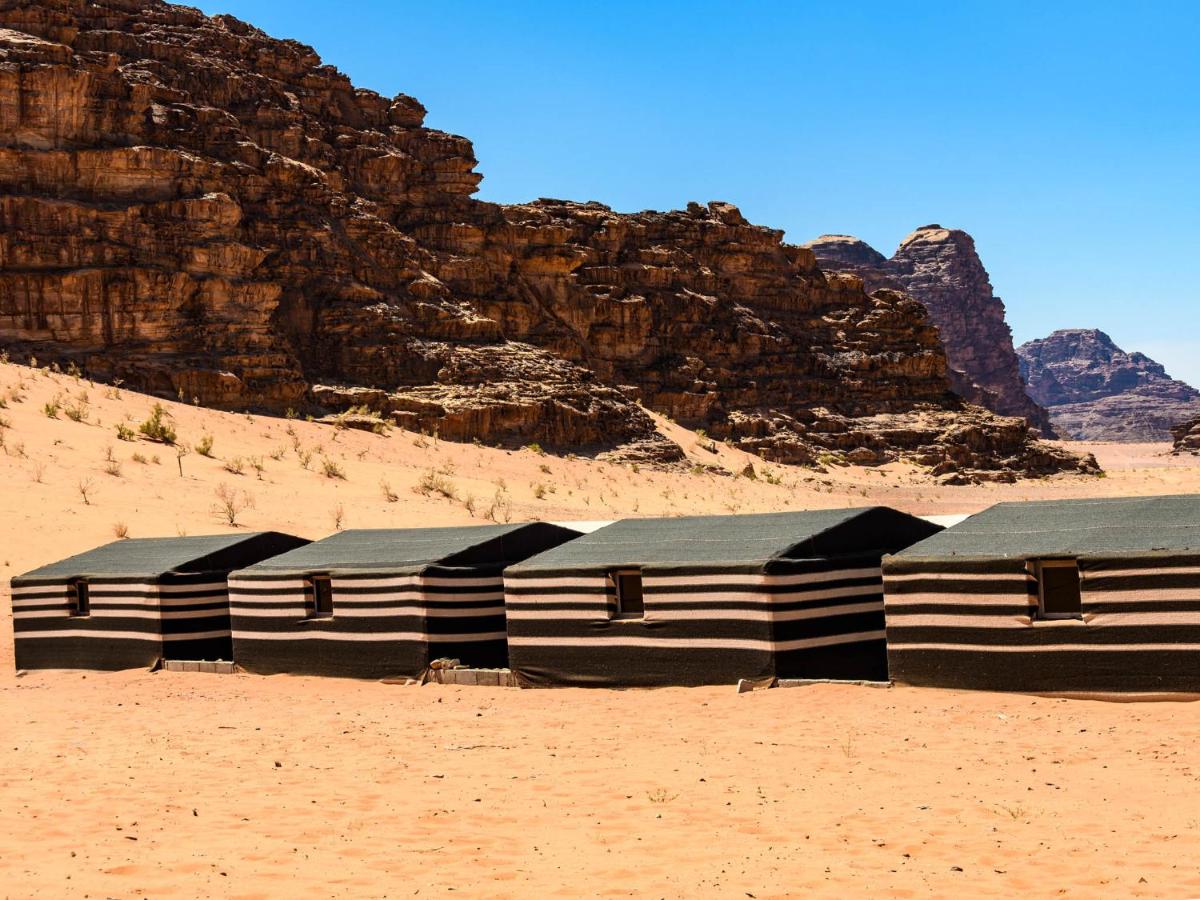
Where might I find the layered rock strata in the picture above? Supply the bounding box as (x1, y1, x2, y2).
(1017, 329, 1200, 442)
(803, 228, 1055, 436)
(0, 0, 1092, 477)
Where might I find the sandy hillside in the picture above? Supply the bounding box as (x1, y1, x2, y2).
(3, 359, 1200, 897)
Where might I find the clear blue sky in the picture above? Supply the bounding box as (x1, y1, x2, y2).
(199, 1, 1200, 385)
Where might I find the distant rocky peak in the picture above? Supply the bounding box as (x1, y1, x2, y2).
(801, 225, 1055, 436)
(1016, 329, 1200, 441)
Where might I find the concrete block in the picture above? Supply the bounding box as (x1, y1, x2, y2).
(456, 670, 479, 686)
(477, 670, 500, 686)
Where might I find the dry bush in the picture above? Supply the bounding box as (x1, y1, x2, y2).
(30, 461, 45, 483)
(414, 469, 456, 499)
(195, 434, 215, 457)
(104, 459, 123, 478)
(223, 456, 246, 475)
(78, 477, 95, 505)
(132, 452, 149, 465)
(212, 483, 254, 527)
(486, 488, 513, 523)
(332, 503, 345, 531)
(320, 457, 346, 480)
(63, 395, 90, 423)
(42, 396, 61, 418)
(115, 423, 136, 441)
(380, 480, 399, 503)
(113, 521, 130, 539)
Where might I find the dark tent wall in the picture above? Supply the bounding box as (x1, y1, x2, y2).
(229, 523, 580, 678)
(884, 495, 1200, 692)
(10, 532, 308, 671)
(505, 508, 942, 687)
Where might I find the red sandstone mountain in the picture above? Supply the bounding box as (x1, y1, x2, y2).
(1018, 329, 1200, 442)
(0, 0, 1092, 479)
(802, 228, 1055, 437)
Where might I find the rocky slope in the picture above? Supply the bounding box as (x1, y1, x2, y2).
(0, 0, 1093, 479)
(1017, 329, 1200, 441)
(803, 228, 1055, 436)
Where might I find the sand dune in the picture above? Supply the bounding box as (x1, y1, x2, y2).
(3, 359, 1200, 897)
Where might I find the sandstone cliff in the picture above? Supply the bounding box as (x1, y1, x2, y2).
(1017, 329, 1200, 442)
(1171, 416, 1200, 454)
(803, 228, 1055, 437)
(0, 0, 1093, 479)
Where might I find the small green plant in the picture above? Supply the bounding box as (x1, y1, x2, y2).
(523, 442, 546, 456)
(139, 403, 176, 444)
(115, 423, 137, 442)
(298, 449, 313, 470)
(249, 456, 265, 478)
(320, 457, 346, 480)
(42, 397, 61, 419)
(195, 435, 215, 457)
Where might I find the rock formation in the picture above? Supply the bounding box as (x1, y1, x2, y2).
(1017, 330, 1200, 442)
(1171, 416, 1200, 454)
(0, 0, 1094, 479)
(803, 228, 1055, 436)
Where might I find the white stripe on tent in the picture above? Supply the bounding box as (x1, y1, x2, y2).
(883, 572, 1031, 583)
(892, 642, 1200, 653)
(16, 630, 161, 642)
(508, 631, 885, 651)
(507, 601, 882, 623)
(884, 591, 1031, 607)
(162, 629, 230, 641)
(231, 604, 503, 619)
(231, 630, 507, 643)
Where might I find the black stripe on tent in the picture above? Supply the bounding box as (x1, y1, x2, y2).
(884, 579, 1036, 596)
(889, 647, 1200, 693)
(12, 618, 161, 634)
(510, 645, 775, 687)
(885, 602, 1034, 617)
(887, 624, 1200, 646)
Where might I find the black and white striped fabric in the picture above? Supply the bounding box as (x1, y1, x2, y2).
(506, 556, 890, 686)
(883, 495, 1200, 692)
(9, 532, 308, 671)
(12, 574, 235, 670)
(229, 565, 509, 678)
(227, 523, 582, 678)
(884, 555, 1200, 692)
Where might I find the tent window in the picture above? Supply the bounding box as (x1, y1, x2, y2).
(307, 576, 333, 618)
(1035, 560, 1081, 620)
(612, 570, 644, 619)
(68, 579, 90, 617)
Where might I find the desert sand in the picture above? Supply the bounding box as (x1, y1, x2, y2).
(3, 359, 1200, 897)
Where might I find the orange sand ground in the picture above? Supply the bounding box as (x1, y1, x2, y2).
(2, 360, 1200, 897)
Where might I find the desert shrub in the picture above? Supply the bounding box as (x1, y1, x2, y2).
(113, 522, 130, 539)
(42, 397, 61, 418)
(138, 403, 176, 444)
(223, 456, 245, 476)
(320, 457, 346, 480)
(195, 435, 215, 457)
(380, 480, 399, 503)
(523, 442, 545, 456)
(212, 483, 254, 526)
(115, 423, 137, 441)
(414, 469, 456, 499)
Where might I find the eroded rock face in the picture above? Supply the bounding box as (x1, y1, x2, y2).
(1017, 330, 1200, 442)
(0, 0, 1089, 476)
(803, 228, 1055, 437)
(1171, 416, 1200, 455)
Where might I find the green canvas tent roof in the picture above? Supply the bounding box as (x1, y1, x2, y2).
(509, 508, 932, 570)
(15, 532, 303, 580)
(239, 523, 578, 572)
(891, 494, 1200, 560)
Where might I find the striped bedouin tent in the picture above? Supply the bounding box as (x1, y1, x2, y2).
(504, 508, 942, 686)
(884, 494, 1200, 692)
(10, 532, 309, 671)
(228, 523, 581, 678)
